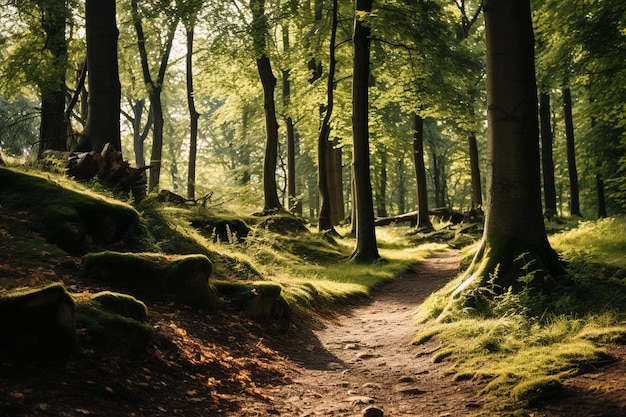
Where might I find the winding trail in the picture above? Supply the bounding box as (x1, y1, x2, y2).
(238, 249, 487, 416)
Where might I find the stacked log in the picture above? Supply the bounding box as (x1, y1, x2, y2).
(43, 143, 149, 191)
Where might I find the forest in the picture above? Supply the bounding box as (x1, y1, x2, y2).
(0, 0, 625, 416)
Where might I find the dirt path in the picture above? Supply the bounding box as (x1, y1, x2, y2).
(236, 249, 487, 416)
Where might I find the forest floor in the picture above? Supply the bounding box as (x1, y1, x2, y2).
(1, 205, 626, 416)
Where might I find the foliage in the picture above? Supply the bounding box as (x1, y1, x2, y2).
(416, 216, 626, 411)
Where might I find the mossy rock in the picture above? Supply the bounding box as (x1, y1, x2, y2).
(255, 211, 309, 234)
(90, 291, 148, 321)
(215, 281, 290, 320)
(75, 303, 153, 355)
(80, 251, 219, 311)
(0, 167, 139, 254)
(0, 283, 78, 358)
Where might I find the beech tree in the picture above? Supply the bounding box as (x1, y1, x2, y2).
(351, 0, 379, 262)
(130, 0, 179, 193)
(77, 0, 121, 154)
(251, 0, 282, 212)
(456, 0, 563, 293)
(317, 0, 338, 232)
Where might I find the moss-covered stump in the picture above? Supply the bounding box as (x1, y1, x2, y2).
(0, 167, 139, 254)
(75, 291, 152, 355)
(254, 211, 309, 234)
(80, 252, 219, 311)
(215, 281, 290, 321)
(0, 283, 78, 358)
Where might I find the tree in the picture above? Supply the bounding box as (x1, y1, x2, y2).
(130, 0, 179, 193)
(539, 91, 557, 215)
(351, 0, 379, 262)
(412, 114, 432, 229)
(456, 0, 563, 294)
(250, 0, 282, 212)
(563, 87, 581, 216)
(77, 0, 121, 154)
(178, 0, 203, 200)
(317, 0, 339, 232)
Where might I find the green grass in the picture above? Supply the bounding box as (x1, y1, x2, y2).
(415, 216, 626, 414)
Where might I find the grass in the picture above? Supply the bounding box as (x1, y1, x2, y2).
(415, 215, 626, 414)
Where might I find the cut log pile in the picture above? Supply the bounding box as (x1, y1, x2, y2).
(42, 143, 149, 190)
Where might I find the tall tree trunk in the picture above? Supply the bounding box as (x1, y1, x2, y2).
(317, 0, 338, 232)
(186, 26, 200, 200)
(351, 0, 379, 262)
(563, 87, 580, 216)
(330, 141, 344, 223)
(458, 0, 563, 295)
(468, 133, 483, 209)
(131, 0, 178, 193)
(377, 149, 388, 217)
(397, 157, 406, 214)
(596, 173, 607, 218)
(282, 25, 299, 214)
(251, 0, 282, 211)
(539, 92, 557, 215)
(79, 0, 121, 154)
(413, 114, 432, 229)
(38, 0, 69, 157)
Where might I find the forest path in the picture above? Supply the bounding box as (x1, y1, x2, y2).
(234, 249, 487, 416)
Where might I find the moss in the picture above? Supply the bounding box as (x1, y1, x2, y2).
(80, 251, 219, 311)
(0, 283, 78, 357)
(90, 291, 148, 321)
(511, 376, 563, 404)
(0, 167, 139, 254)
(214, 281, 289, 320)
(75, 305, 153, 355)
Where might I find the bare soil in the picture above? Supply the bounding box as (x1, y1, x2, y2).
(2, 212, 626, 417)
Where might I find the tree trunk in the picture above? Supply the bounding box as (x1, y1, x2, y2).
(330, 140, 345, 224)
(131, 0, 178, 193)
(397, 157, 406, 215)
(468, 133, 483, 209)
(186, 26, 200, 201)
(282, 25, 299, 214)
(376, 149, 388, 217)
(38, 0, 69, 157)
(563, 87, 580, 216)
(251, 0, 282, 212)
(459, 0, 563, 294)
(596, 173, 607, 218)
(412, 114, 432, 229)
(539, 92, 557, 215)
(316, 0, 338, 231)
(79, 0, 121, 154)
(351, 0, 379, 262)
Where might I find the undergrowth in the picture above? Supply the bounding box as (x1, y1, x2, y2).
(415, 216, 626, 414)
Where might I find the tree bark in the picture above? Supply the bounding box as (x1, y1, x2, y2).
(563, 87, 580, 216)
(79, 0, 121, 154)
(413, 114, 432, 229)
(351, 0, 379, 262)
(539, 92, 557, 215)
(316, 0, 338, 232)
(186, 26, 200, 201)
(377, 150, 388, 217)
(38, 0, 70, 157)
(282, 24, 299, 214)
(330, 140, 345, 224)
(251, 0, 282, 212)
(468, 134, 483, 209)
(459, 0, 563, 293)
